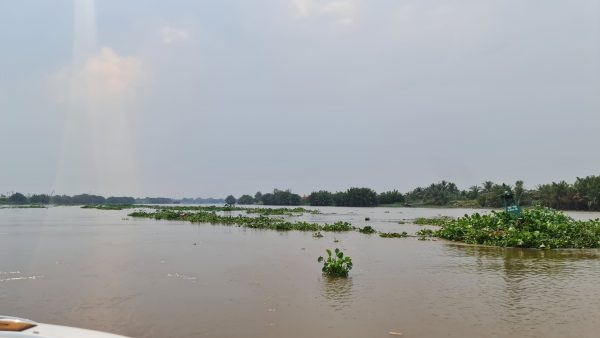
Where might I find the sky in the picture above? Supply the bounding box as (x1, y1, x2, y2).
(0, 0, 599, 198)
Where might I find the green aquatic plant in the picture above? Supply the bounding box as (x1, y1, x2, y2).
(435, 206, 600, 249)
(379, 232, 408, 238)
(321, 221, 353, 232)
(413, 216, 453, 226)
(312, 231, 324, 238)
(84, 204, 319, 215)
(128, 210, 352, 233)
(82, 204, 132, 210)
(358, 226, 377, 234)
(318, 248, 353, 277)
(415, 228, 435, 237)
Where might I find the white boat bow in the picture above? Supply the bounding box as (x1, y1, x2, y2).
(0, 316, 129, 338)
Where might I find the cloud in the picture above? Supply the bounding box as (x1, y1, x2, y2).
(52, 47, 142, 104)
(161, 25, 190, 44)
(392, 3, 496, 45)
(291, 0, 356, 26)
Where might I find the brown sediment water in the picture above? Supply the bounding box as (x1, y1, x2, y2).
(1, 206, 600, 337)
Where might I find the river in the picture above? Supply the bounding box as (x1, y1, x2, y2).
(2, 206, 600, 337)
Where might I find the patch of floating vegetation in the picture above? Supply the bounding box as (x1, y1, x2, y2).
(81, 204, 127, 210)
(434, 206, 600, 249)
(86, 204, 437, 239)
(128, 209, 351, 232)
(413, 216, 454, 226)
(321, 221, 353, 232)
(379, 232, 409, 238)
(415, 228, 436, 237)
(358, 226, 377, 234)
(82, 204, 319, 215)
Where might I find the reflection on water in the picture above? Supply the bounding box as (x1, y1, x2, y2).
(320, 276, 354, 311)
(0, 270, 43, 282)
(442, 244, 600, 331)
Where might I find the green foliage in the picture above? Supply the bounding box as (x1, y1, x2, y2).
(334, 187, 378, 207)
(358, 226, 377, 234)
(137, 197, 173, 204)
(308, 190, 334, 206)
(244, 207, 317, 215)
(261, 189, 302, 206)
(413, 216, 453, 226)
(9, 174, 600, 211)
(321, 221, 353, 232)
(404, 180, 531, 209)
(435, 206, 600, 249)
(49, 195, 73, 205)
(225, 195, 237, 205)
(82, 204, 132, 210)
(216, 175, 600, 210)
(415, 228, 435, 236)
(476, 182, 514, 208)
(29, 194, 50, 204)
(378, 190, 404, 205)
(86, 204, 319, 215)
(106, 196, 135, 205)
(533, 176, 600, 211)
(405, 181, 460, 206)
(128, 209, 351, 233)
(72, 194, 106, 205)
(312, 231, 324, 238)
(379, 232, 408, 238)
(8, 193, 28, 204)
(237, 195, 255, 205)
(317, 248, 353, 277)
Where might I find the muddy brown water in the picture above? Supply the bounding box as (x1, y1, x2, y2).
(2, 206, 600, 337)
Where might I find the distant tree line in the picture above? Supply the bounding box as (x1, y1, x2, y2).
(227, 189, 303, 206)
(0, 193, 224, 205)
(227, 187, 403, 207)
(227, 175, 600, 211)
(5, 174, 600, 211)
(402, 176, 600, 211)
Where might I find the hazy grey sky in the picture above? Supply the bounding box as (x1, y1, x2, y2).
(1, 0, 599, 197)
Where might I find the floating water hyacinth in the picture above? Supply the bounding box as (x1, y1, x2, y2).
(435, 206, 600, 249)
(318, 248, 353, 278)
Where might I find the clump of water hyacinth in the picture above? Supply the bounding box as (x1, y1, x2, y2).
(435, 206, 600, 249)
(318, 248, 353, 277)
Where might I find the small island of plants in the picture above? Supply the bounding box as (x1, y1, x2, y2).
(318, 248, 353, 277)
(431, 207, 600, 249)
(127, 209, 353, 233)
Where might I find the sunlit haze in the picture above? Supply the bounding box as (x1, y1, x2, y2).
(1, 0, 599, 197)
